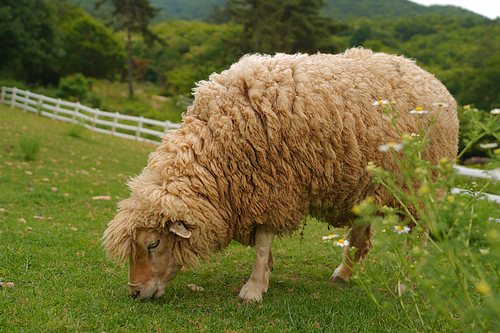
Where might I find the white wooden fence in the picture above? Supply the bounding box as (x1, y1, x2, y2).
(1, 85, 499, 203)
(0, 86, 181, 145)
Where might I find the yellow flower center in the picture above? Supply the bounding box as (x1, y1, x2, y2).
(397, 226, 403, 231)
(415, 107, 423, 111)
(328, 234, 334, 238)
(338, 239, 345, 243)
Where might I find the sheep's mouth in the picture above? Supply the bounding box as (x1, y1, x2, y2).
(150, 287, 160, 301)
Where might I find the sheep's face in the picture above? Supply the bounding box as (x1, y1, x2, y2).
(128, 230, 180, 301)
(127, 222, 191, 301)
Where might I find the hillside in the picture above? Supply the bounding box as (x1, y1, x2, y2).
(70, 0, 486, 22)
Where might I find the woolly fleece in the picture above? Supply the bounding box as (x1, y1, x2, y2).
(103, 47, 459, 268)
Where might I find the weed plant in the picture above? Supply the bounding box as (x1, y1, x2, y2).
(345, 103, 500, 332)
(18, 134, 41, 161)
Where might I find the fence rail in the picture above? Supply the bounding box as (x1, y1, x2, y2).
(0, 86, 181, 145)
(2, 86, 499, 203)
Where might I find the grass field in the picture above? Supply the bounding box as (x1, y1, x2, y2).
(0, 104, 488, 332)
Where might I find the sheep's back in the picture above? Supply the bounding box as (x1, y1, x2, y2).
(185, 48, 458, 241)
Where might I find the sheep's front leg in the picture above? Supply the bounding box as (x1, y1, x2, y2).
(238, 226, 275, 302)
(331, 223, 373, 282)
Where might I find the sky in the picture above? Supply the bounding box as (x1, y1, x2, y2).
(410, 0, 500, 19)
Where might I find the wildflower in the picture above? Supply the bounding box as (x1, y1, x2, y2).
(417, 185, 430, 195)
(490, 108, 500, 115)
(373, 100, 389, 106)
(476, 281, 492, 296)
(479, 249, 490, 255)
(334, 239, 350, 247)
(433, 102, 449, 107)
(440, 157, 449, 164)
(447, 195, 455, 204)
(322, 234, 339, 241)
(409, 107, 428, 114)
(393, 225, 410, 234)
(402, 133, 412, 140)
(378, 142, 403, 152)
(352, 205, 362, 215)
(366, 161, 376, 172)
(488, 217, 500, 223)
(479, 143, 498, 149)
(494, 149, 500, 155)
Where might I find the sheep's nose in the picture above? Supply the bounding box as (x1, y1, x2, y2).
(130, 290, 140, 299)
(128, 282, 141, 300)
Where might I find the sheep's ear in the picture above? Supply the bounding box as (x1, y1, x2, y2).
(169, 221, 192, 239)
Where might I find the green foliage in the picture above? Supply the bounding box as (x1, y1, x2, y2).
(350, 103, 500, 332)
(18, 135, 41, 161)
(0, 0, 64, 83)
(128, 20, 242, 96)
(59, 13, 126, 79)
(68, 0, 484, 22)
(226, 0, 347, 54)
(59, 73, 94, 103)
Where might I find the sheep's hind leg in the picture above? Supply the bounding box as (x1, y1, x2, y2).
(331, 223, 373, 282)
(238, 226, 276, 302)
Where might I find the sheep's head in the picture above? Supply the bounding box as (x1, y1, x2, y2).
(103, 214, 193, 301)
(127, 222, 191, 300)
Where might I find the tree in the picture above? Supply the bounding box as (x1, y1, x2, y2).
(60, 14, 126, 79)
(95, 0, 160, 97)
(225, 0, 346, 54)
(0, 0, 64, 83)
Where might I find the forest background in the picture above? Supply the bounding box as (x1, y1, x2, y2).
(1, 0, 500, 157)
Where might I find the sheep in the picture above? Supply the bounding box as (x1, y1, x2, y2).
(103, 47, 459, 302)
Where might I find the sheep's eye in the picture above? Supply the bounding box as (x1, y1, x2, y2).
(148, 239, 160, 251)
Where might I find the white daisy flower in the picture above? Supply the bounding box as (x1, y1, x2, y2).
(479, 143, 499, 149)
(322, 234, 339, 241)
(433, 102, 449, 107)
(373, 100, 389, 106)
(393, 225, 410, 234)
(409, 107, 428, 114)
(334, 239, 350, 247)
(490, 108, 500, 115)
(378, 142, 403, 152)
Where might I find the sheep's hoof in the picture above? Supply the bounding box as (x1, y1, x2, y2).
(331, 264, 350, 283)
(331, 275, 349, 283)
(238, 280, 267, 303)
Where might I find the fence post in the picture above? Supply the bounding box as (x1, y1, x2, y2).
(0, 86, 5, 104)
(164, 120, 171, 133)
(53, 98, 61, 119)
(72, 102, 80, 124)
(112, 112, 119, 135)
(23, 91, 30, 112)
(11, 87, 17, 108)
(92, 109, 99, 129)
(36, 96, 43, 115)
(136, 116, 144, 141)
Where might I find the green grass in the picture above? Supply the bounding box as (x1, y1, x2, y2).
(0, 104, 446, 332)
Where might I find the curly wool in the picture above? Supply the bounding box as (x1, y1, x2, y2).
(103, 47, 459, 267)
